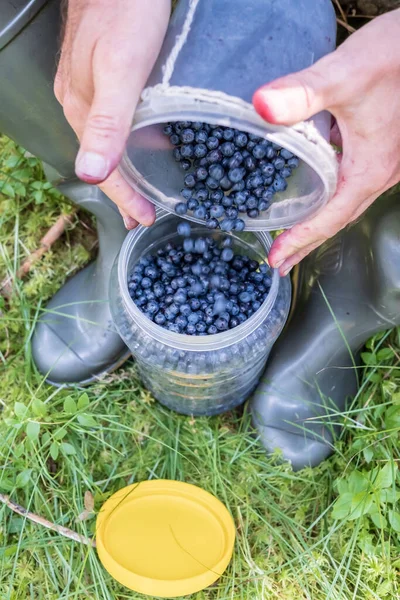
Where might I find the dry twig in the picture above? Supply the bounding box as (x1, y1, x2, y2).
(0, 211, 76, 298)
(0, 493, 96, 547)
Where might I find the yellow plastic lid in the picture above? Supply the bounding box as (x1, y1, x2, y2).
(96, 480, 236, 598)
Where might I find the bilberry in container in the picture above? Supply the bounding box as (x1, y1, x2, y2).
(110, 211, 291, 416)
(120, 0, 338, 231)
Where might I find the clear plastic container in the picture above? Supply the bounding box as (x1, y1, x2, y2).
(110, 211, 291, 416)
(120, 0, 338, 231)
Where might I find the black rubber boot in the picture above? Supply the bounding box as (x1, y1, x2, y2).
(0, 0, 130, 384)
(250, 188, 400, 470)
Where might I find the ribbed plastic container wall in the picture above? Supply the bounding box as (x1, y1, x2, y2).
(110, 212, 291, 416)
(120, 0, 338, 231)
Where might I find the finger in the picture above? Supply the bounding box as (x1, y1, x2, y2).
(118, 206, 139, 230)
(252, 53, 346, 125)
(268, 173, 377, 269)
(99, 168, 155, 227)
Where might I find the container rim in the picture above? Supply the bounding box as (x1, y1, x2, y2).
(117, 211, 280, 352)
(120, 89, 338, 231)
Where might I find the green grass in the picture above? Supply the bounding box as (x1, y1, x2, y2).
(1, 136, 400, 600)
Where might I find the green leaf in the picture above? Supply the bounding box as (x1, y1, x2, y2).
(77, 414, 98, 428)
(16, 469, 32, 489)
(30, 181, 43, 190)
(348, 492, 373, 520)
(77, 393, 90, 410)
(377, 348, 395, 361)
(12, 168, 32, 183)
(374, 463, 397, 489)
(32, 398, 47, 418)
(63, 396, 77, 414)
(361, 352, 376, 366)
(60, 442, 76, 456)
(385, 405, 400, 430)
(50, 442, 59, 461)
(54, 428, 67, 441)
(14, 402, 27, 419)
(388, 510, 400, 533)
(368, 372, 382, 384)
(1, 182, 15, 198)
(26, 421, 40, 442)
(42, 432, 50, 445)
(332, 493, 353, 520)
(380, 488, 400, 504)
(363, 447, 374, 463)
(368, 501, 387, 529)
(336, 478, 349, 495)
(348, 470, 370, 494)
(32, 190, 44, 204)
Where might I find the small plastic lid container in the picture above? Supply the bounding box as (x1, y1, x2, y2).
(96, 480, 236, 598)
(120, 0, 338, 231)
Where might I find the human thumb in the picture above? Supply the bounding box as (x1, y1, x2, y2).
(253, 55, 337, 126)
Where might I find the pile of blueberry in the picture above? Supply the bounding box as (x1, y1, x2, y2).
(163, 120, 299, 232)
(128, 223, 271, 335)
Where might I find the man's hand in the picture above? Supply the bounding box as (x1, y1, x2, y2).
(253, 9, 400, 276)
(55, 0, 170, 229)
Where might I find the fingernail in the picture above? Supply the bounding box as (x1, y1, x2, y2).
(75, 151, 108, 180)
(281, 265, 293, 277)
(260, 89, 289, 121)
(123, 216, 137, 230)
(273, 259, 285, 269)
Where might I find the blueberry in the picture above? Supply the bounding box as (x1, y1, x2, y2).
(196, 321, 207, 333)
(175, 202, 188, 216)
(220, 219, 234, 232)
(287, 157, 299, 169)
(225, 207, 238, 219)
(194, 143, 208, 158)
(187, 198, 199, 211)
(146, 300, 159, 314)
(220, 142, 235, 157)
(207, 325, 218, 334)
(194, 188, 209, 202)
(210, 189, 224, 203)
(188, 312, 200, 324)
(209, 164, 225, 181)
(266, 146, 276, 160)
(221, 196, 233, 208)
(177, 222, 191, 237)
(144, 266, 158, 279)
(186, 324, 197, 335)
(141, 277, 152, 289)
(228, 167, 246, 183)
(230, 317, 240, 328)
(196, 167, 208, 181)
(223, 128, 234, 141)
(252, 144, 266, 159)
(163, 124, 173, 135)
(180, 303, 191, 316)
(258, 201, 269, 211)
(183, 238, 194, 253)
(247, 208, 260, 218)
(175, 315, 188, 329)
(235, 132, 248, 147)
(246, 196, 258, 210)
(190, 298, 201, 311)
(229, 152, 244, 169)
(210, 204, 225, 218)
(221, 248, 234, 262)
(194, 205, 207, 220)
(273, 175, 288, 192)
(195, 130, 208, 143)
(244, 156, 257, 171)
(180, 159, 191, 171)
(220, 176, 233, 191)
(281, 167, 292, 179)
(181, 188, 193, 200)
(180, 128, 195, 143)
(261, 163, 275, 177)
(280, 148, 293, 160)
(215, 317, 229, 331)
(212, 127, 224, 140)
(170, 134, 180, 146)
(180, 144, 194, 159)
(184, 174, 197, 188)
(206, 218, 219, 229)
(205, 176, 219, 190)
(173, 148, 182, 162)
(168, 323, 181, 333)
(194, 238, 207, 254)
(273, 157, 285, 171)
(154, 312, 166, 325)
(207, 149, 223, 164)
(206, 136, 219, 150)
